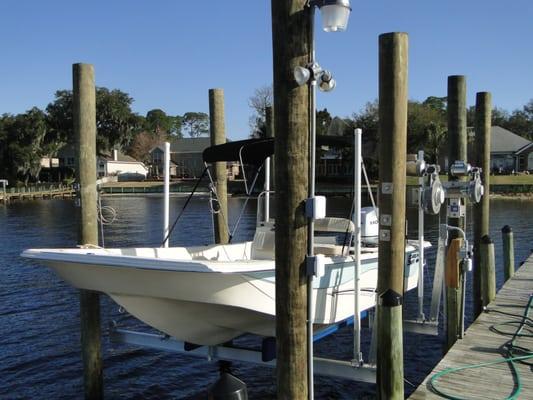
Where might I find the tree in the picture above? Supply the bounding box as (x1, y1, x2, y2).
(46, 87, 142, 153)
(425, 121, 447, 164)
(182, 112, 209, 137)
(0, 108, 49, 184)
(248, 85, 273, 137)
(127, 130, 167, 163)
(316, 108, 332, 136)
(144, 109, 182, 137)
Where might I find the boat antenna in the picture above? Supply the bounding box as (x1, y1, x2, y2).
(160, 166, 208, 247)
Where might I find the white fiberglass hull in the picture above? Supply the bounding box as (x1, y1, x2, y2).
(22, 242, 422, 345)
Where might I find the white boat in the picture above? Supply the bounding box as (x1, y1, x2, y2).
(22, 137, 427, 346)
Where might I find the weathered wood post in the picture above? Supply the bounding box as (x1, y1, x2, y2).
(445, 75, 467, 351)
(473, 91, 491, 317)
(502, 225, 515, 281)
(445, 238, 462, 347)
(480, 235, 496, 305)
(73, 63, 103, 399)
(376, 32, 408, 400)
(208, 88, 229, 244)
(271, 0, 310, 398)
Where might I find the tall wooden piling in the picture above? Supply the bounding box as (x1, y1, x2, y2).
(73, 63, 103, 400)
(271, 0, 310, 398)
(376, 32, 408, 400)
(445, 75, 467, 351)
(209, 88, 229, 244)
(502, 225, 515, 281)
(473, 91, 492, 317)
(480, 235, 496, 306)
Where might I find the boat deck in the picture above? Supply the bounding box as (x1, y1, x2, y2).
(409, 253, 533, 399)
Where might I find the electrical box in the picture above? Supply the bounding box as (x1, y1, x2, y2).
(305, 196, 326, 220)
(447, 198, 464, 218)
(307, 254, 325, 278)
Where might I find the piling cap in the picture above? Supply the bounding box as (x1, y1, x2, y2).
(502, 225, 512, 233)
(208, 373, 248, 400)
(481, 235, 493, 244)
(379, 289, 403, 307)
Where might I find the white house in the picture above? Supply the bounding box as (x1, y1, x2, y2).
(98, 150, 149, 180)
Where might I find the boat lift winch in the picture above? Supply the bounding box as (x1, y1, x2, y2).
(404, 156, 483, 336)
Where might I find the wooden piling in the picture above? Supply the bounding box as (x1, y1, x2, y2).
(445, 238, 462, 348)
(73, 63, 103, 400)
(473, 91, 491, 317)
(480, 235, 496, 306)
(208, 88, 229, 244)
(445, 75, 467, 351)
(376, 32, 408, 400)
(502, 225, 515, 281)
(271, 0, 310, 398)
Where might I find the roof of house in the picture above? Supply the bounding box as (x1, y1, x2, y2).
(490, 126, 531, 153)
(151, 137, 212, 154)
(100, 152, 141, 163)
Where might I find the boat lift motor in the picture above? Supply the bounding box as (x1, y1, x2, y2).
(405, 159, 483, 336)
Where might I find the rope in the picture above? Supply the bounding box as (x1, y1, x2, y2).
(160, 167, 208, 247)
(429, 294, 533, 400)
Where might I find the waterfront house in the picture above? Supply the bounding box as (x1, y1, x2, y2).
(439, 126, 533, 173)
(150, 137, 240, 180)
(489, 126, 532, 173)
(98, 150, 149, 180)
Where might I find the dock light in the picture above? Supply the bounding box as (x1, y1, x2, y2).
(318, 70, 336, 92)
(310, 0, 351, 32)
(294, 66, 311, 86)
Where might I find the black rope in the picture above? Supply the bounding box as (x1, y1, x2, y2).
(160, 167, 208, 247)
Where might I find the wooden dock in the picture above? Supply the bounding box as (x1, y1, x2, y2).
(0, 186, 75, 202)
(409, 253, 533, 399)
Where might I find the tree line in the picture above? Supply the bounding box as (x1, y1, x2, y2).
(249, 87, 533, 177)
(0, 87, 209, 185)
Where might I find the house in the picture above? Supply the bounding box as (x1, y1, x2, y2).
(150, 137, 240, 180)
(98, 149, 149, 180)
(489, 126, 532, 173)
(440, 126, 533, 173)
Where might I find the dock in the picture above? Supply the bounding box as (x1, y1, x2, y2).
(409, 253, 533, 399)
(0, 185, 75, 203)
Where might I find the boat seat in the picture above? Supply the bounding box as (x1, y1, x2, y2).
(314, 244, 346, 256)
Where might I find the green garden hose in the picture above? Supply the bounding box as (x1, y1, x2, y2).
(429, 294, 533, 400)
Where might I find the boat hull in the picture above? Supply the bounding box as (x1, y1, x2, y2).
(22, 245, 421, 345)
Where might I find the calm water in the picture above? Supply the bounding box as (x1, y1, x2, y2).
(1, 196, 532, 399)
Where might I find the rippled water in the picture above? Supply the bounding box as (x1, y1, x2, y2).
(1, 196, 532, 399)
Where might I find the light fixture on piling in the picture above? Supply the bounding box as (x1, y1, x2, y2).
(309, 0, 351, 32)
(293, 62, 336, 92)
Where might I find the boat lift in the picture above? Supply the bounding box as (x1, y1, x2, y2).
(109, 139, 485, 385)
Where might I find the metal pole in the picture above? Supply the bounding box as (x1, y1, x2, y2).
(163, 141, 170, 248)
(209, 88, 229, 244)
(376, 32, 408, 400)
(473, 91, 491, 317)
(272, 1, 310, 398)
(306, 7, 316, 398)
(73, 63, 103, 400)
(352, 128, 363, 365)
(417, 150, 425, 320)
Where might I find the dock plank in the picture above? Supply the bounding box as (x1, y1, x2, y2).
(409, 254, 533, 400)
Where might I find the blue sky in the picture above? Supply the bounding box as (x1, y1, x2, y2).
(1, 1, 532, 140)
